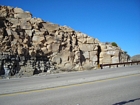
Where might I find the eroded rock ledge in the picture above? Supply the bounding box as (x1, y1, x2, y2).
(0, 6, 130, 78)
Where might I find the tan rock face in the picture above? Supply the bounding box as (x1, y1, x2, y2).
(87, 37, 95, 44)
(52, 55, 62, 65)
(0, 6, 130, 78)
(102, 54, 111, 64)
(14, 7, 24, 13)
(20, 20, 32, 29)
(79, 44, 96, 52)
(112, 56, 119, 63)
(14, 12, 32, 19)
(99, 43, 130, 64)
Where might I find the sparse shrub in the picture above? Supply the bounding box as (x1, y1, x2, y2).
(124, 51, 127, 54)
(111, 42, 118, 47)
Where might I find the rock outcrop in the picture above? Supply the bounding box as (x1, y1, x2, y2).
(131, 54, 140, 61)
(0, 6, 130, 78)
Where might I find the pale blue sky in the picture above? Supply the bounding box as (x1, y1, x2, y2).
(0, 0, 140, 56)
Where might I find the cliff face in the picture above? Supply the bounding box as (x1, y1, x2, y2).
(0, 6, 130, 77)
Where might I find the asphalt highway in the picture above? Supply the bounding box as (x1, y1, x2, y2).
(0, 65, 140, 105)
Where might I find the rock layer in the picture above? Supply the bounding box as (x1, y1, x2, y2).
(0, 6, 130, 78)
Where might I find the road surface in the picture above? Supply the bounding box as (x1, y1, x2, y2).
(0, 65, 140, 105)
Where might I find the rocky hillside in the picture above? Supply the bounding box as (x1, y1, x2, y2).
(0, 6, 130, 78)
(131, 54, 140, 61)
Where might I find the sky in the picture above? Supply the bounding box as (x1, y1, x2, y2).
(0, 0, 140, 56)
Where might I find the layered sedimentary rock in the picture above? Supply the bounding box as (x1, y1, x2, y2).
(0, 6, 130, 78)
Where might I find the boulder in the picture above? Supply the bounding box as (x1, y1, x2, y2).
(52, 56, 62, 65)
(87, 37, 95, 44)
(45, 36, 55, 44)
(25, 30, 32, 36)
(14, 7, 24, 13)
(20, 20, 32, 29)
(6, 18, 19, 27)
(12, 31, 20, 39)
(76, 32, 83, 39)
(0, 10, 7, 17)
(82, 60, 94, 70)
(14, 12, 32, 19)
(94, 45, 98, 51)
(83, 51, 89, 59)
(11, 39, 18, 45)
(41, 47, 51, 55)
(100, 44, 107, 51)
(77, 33, 87, 43)
(106, 44, 113, 50)
(32, 35, 44, 43)
(6, 28, 12, 35)
(62, 62, 73, 71)
(42, 22, 59, 31)
(34, 30, 45, 35)
(60, 51, 70, 64)
(51, 43, 60, 52)
(30, 18, 43, 24)
(79, 44, 95, 52)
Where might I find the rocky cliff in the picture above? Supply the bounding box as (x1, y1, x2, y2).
(0, 6, 130, 78)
